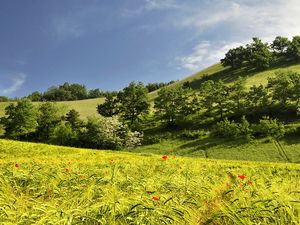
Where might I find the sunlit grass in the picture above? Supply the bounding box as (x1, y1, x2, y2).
(0, 139, 299, 224)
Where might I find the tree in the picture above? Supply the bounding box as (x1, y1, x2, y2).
(221, 46, 247, 69)
(36, 102, 64, 141)
(271, 36, 291, 57)
(199, 80, 230, 119)
(154, 87, 194, 126)
(117, 82, 150, 124)
(50, 122, 77, 146)
(97, 93, 119, 117)
(27, 91, 43, 102)
(80, 116, 142, 150)
(0, 99, 38, 139)
(268, 71, 300, 106)
(246, 37, 274, 70)
(229, 77, 247, 114)
(287, 36, 300, 61)
(246, 85, 269, 110)
(65, 109, 83, 131)
(88, 88, 104, 98)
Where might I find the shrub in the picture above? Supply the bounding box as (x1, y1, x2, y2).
(253, 116, 285, 139)
(212, 118, 241, 138)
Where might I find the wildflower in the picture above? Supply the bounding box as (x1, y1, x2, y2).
(162, 155, 168, 160)
(238, 175, 245, 180)
(226, 182, 231, 187)
(152, 196, 160, 201)
(238, 182, 243, 187)
(248, 180, 253, 185)
(15, 163, 20, 168)
(64, 168, 70, 172)
(172, 155, 176, 159)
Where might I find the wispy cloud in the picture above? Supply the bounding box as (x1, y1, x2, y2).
(122, 0, 180, 17)
(176, 0, 300, 71)
(179, 41, 246, 71)
(0, 73, 26, 95)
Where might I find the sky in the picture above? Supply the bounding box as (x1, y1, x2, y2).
(0, 0, 300, 97)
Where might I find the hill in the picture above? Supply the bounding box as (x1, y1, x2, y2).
(0, 139, 299, 224)
(2, 62, 300, 119)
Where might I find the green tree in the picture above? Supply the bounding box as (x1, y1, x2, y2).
(97, 93, 119, 117)
(27, 91, 43, 101)
(36, 102, 64, 141)
(65, 109, 83, 130)
(50, 122, 77, 146)
(246, 85, 269, 110)
(0, 99, 38, 139)
(287, 36, 300, 61)
(246, 37, 274, 70)
(229, 77, 247, 114)
(221, 46, 247, 69)
(271, 36, 291, 57)
(154, 87, 193, 126)
(117, 82, 150, 124)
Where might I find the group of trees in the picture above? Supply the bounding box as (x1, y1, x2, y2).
(0, 100, 142, 150)
(97, 71, 300, 131)
(221, 36, 300, 70)
(26, 82, 117, 102)
(25, 81, 176, 102)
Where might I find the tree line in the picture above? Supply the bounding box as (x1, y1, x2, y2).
(23, 81, 175, 102)
(0, 100, 142, 150)
(221, 36, 300, 70)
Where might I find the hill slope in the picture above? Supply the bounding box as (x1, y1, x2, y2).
(0, 139, 300, 224)
(1, 62, 300, 118)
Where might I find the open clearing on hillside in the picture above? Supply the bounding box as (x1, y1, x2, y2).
(0, 139, 299, 224)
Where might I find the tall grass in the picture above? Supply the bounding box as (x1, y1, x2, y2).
(0, 139, 299, 224)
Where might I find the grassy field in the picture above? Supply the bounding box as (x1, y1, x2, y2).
(130, 136, 300, 163)
(0, 139, 300, 224)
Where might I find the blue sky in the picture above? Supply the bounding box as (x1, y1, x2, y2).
(0, 0, 299, 97)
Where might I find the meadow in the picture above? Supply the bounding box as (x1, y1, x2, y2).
(1, 139, 300, 224)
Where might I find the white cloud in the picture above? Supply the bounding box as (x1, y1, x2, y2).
(177, 0, 300, 71)
(0, 73, 26, 95)
(179, 41, 246, 71)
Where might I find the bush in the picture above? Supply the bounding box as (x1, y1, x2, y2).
(212, 118, 241, 138)
(253, 116, 285, 139)
(80, 116, 143, 150)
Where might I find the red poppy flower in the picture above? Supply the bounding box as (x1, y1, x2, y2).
(238, 175, 245, 180)
(15, 163, 20, 168)
(152, 196, 160, 201)
(248, 180, 253, 185)
(238, 182, 243, 187)
(162, 155, 168, 160)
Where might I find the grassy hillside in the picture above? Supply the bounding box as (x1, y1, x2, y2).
(1, 62, 300, 118)
(0, 97, 105, 119)
(0, 139, 300, 224)
(131, 136, 300, 163)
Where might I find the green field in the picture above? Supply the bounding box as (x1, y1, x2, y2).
(0, 139, 300, 224)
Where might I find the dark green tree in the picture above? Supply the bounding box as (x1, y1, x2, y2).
(97, 93, 119, 117)
(221, 46, 247, 69)
(36, 102, 64, 141)
(65, 109, 83, 131)
(271, 36, 291, 57)
(0, 99, 38, 139)
(246, 37, 274, 70)
(117, 82, 150, 124)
